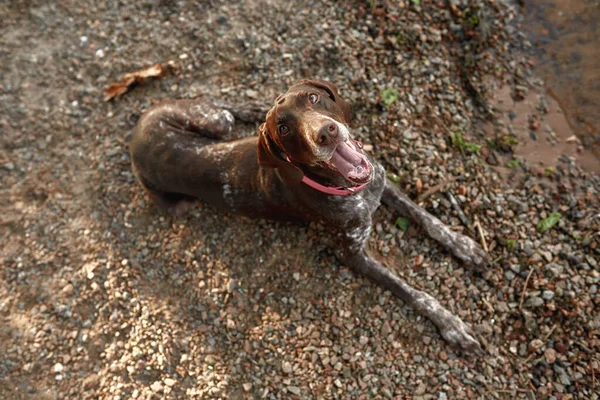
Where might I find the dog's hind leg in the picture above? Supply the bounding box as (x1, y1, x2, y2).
(381, 178, 489, 269)
(148, 98, 236, 140)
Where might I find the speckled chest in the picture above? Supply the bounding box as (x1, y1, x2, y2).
(318, 163, 386, 228)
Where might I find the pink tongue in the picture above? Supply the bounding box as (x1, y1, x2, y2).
(329, 142, 368, 180)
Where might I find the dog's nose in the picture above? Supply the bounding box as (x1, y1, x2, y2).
(316, 123, 339, 145)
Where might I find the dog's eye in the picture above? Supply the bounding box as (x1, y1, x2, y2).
(278, 125, 290, 136)
(309, 93, 319, 104)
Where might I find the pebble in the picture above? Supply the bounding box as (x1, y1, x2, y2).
(544, 348, 557, 364)
(163, 378, 176, 387)
(227, 279, 238, 293)
(287, 386, 301, 395)
(150, 381, 163, 392)
(542, 290, 555, 300)
(524, 296, 544, 308)
(282, 361, 293, 374)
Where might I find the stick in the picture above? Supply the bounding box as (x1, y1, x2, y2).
(519, 268, 534, 310)
(474, 217, 488, 252)
(522, 325, 558, 365)
(445, 191, 471, 229)
(417, 177, 457, 203)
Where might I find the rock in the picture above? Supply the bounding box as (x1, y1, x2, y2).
(53, 363, 64, 373)
(544, 348, 557, 364)
(524, 296, 544, 308)
(545, 262, 564, 276)
(150, 381, 163, 392)
(381, 321, 392, 336)
(243, 383, 252, 392)
(554, 366, 571, 386)
(282, 361, 293, 374)
(163, 378, 176, 387)
(542, 290, 555, 300)
(227, 279, 238, 293)
(287, 386, 301, 395)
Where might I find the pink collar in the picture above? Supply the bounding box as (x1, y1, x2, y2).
(300, 175, 367, 196)
(285, 155, 367, 196)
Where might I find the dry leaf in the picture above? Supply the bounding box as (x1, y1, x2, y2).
(104, 63, 167, 102)
(565, 135, 579, 143)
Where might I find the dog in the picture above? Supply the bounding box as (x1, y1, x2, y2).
(130, 79, 488, 352)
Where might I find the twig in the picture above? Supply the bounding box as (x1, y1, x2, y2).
(522, 325, 558, 365)
(519, 267, 535, 310)
(445, 191, 471, 229)
(474, 216, 488, 252)
(592, 358, 596, 390)
(417, 177, 457, 203)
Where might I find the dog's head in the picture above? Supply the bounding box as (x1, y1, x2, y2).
(257, 79, 373, 185)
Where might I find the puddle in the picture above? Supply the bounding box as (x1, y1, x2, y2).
(522, 0, 600, 164)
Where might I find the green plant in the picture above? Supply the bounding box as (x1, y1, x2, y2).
(386, 172, 401, 184)
(537, 213, 561, 233)
(450, 132, 481, 154)
(506, 239, 516, 251)
(395, 217, 410, 232)
(505, 159, 521, 168)
(381, 88, 399, 106)
(410, 0, 421, 5)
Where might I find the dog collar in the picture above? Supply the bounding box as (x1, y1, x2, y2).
(284, 155, 368, 196)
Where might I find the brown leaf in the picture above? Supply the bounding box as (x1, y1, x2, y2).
(415, 178, 423, 193)
(104, 63, 168, 102)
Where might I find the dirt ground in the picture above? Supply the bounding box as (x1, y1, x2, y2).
(1, 1, 599, 399)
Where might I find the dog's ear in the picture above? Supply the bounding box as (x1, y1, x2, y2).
(257, 123, 281, 169)
(256, 123, 304, 181)
(298, 78, 352, 124)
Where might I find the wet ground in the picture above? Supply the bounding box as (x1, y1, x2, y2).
(523, 0, 600, 160)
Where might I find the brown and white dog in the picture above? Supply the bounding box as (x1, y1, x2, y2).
(130, 79, 488, 352)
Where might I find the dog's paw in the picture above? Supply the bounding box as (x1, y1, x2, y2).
(438, 314, 482, 354)
(451, 234, 490, 270)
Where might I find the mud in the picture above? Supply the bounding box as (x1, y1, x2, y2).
(523, 0, 600, 161)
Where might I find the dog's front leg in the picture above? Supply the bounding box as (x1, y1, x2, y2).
(336, 232, 481, 352)
(381, 179, 488, 268)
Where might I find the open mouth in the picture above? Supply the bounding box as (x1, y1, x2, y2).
(325, 140, 373, 184)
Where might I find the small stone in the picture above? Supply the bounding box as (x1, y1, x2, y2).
(150, 381, 163, 392)
(163, 378, 176, 387)
(544, 263, 564, 276)
(381, 321, 392, 336)
(542, 290, 555, 301)
(287, 386, 301, 395)
(544, 348, 557, 364)
(282, 361, 293, 374)
(62, 284, 74, 296)
(53, 363, 64, 373)
(243, 383, 252, 392)
(3, 162, 14, 170)
(438, 392, 448, 400)
(524, 296, 544, 308)
(439, 351, 448, 361)
(227, 279, 238, 293)
(293, 272, 300, 281)
(359, 336, 368, 345)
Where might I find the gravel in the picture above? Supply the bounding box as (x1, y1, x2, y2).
(1, 0, 599, 399)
